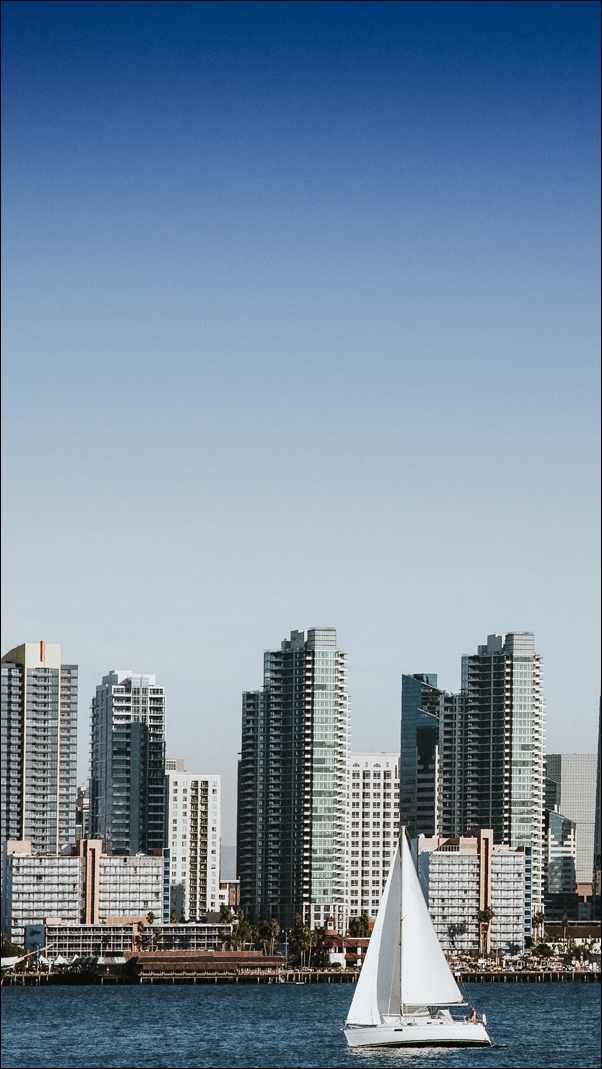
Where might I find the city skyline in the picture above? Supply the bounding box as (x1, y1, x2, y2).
(2, 2, 599, 847)
(1, 627, 598, 848)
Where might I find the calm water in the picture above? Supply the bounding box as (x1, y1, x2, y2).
(1, 984, 600, 1069)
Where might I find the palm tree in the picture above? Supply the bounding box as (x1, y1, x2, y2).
(532, 911, 546, 944)
(477, 908, 494, 956)
(289, 917, 318, 967)
(258, 918, 281, 956)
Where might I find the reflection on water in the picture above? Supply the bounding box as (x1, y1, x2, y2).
(1, 983, 599, 1069)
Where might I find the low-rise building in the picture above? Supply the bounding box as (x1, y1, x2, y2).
(2, 839, 169, 942)
(415, 830, 530, 954)
(24, 921, 232, 959)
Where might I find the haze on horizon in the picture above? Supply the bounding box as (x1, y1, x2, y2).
(2, 1, 599, 843)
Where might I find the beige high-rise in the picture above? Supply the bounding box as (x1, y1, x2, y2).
(1, 642, 78, 853)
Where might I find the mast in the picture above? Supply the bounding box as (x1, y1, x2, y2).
(399, 826, 404, 1018)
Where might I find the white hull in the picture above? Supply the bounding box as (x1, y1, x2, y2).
(345, 1018, 491, 1049)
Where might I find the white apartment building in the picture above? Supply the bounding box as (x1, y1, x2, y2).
(416, 831, 529, 954)
(2, 843, 81, 941)
(98, 855, 164, 921)
(2, 839, 167, 942)
(167, 767, 221, 919)
(346, 753, 400, 919)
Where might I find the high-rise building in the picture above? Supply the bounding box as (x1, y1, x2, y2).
(439, 633, 545, 908)
(345, 753, 399, 919)
(1, 642, 78, 854)
(400, 674, 443, 838)
(594, 705, 601, 917)
(544, 809, 577, 893)
(167, 767, 221, 919)
(544, 754, 597, 884)
(90, 670, 166, 855)
(238, 628, 350, 930)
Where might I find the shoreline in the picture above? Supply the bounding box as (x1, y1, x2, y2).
(3, 968, 600, 987)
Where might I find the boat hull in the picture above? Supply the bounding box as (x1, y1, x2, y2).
(344, 1020, 491, 1048)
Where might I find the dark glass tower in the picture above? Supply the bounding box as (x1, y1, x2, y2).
(237, 628, 349, 930)
(439, 633, 544, 908)
(400, 674, 443, 838)
(90, 670, 166, 855)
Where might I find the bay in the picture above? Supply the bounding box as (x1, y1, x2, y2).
(1, 984, 600, 1069)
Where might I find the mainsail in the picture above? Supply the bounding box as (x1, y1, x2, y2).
(346, 831, 462, 1026)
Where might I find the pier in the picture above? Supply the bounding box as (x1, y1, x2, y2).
(3, 966, 599, 986)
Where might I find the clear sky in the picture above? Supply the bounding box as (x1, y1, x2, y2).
(2, 1, 599, 845)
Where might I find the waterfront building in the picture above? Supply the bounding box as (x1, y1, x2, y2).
(439, 633, 545, 908)
(414, 830, 529, 954)
(90, 670, 166, 855)
(24, 920, 232, 959)
(167, 767, 221, 919)
(238, 628, 350, 930)
(345, 753, 399, 919)
(1, 642, 78, 854)
(400, 674, 443, 838)
(2, 838, 169, 941)
(545, 754, 598, 884)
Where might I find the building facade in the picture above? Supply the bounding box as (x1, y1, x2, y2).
(167, 769, 221, 919)
(2, 838, 169, 941)
(238, 628, 350, 930)
(345, 753, 399, 919)
(415, 831, 529, 954)
(544, 754, 597, 884)
(90, 670, 166, 855)
(400, 675, 443, 839)
(544, 809, 577, 893)
(439, 633, 545, 908)
(594, 705, 601, 916)
(1, 642, 78, 854)
(24, 920, 232, 959)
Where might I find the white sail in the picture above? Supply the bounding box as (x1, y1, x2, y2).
(346, 840, 401, 1024)
(399, 833, 463, 1007)
(346, 831, 462, 1026)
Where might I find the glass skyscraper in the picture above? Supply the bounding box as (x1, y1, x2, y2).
(1, 642, 77, 854)
(400, 674, 443, 838)
(237, 628, 349, 930)
(90, 670, 166, 855)
(439, 633, 545, 907)
(544, 753, 598, 884)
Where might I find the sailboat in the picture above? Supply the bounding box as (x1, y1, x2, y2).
(344, 830, 491, 1048)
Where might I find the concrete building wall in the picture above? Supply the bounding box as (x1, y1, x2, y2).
(3, 839, 167, 941)
(415, 832, 527, 954)
(345, 753, 400, 919)
(167, 770, 221, 919)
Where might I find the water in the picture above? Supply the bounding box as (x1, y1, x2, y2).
(1, 984, 599, 1069)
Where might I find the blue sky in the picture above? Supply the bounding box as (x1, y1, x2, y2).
(2, 1, 599, 842)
